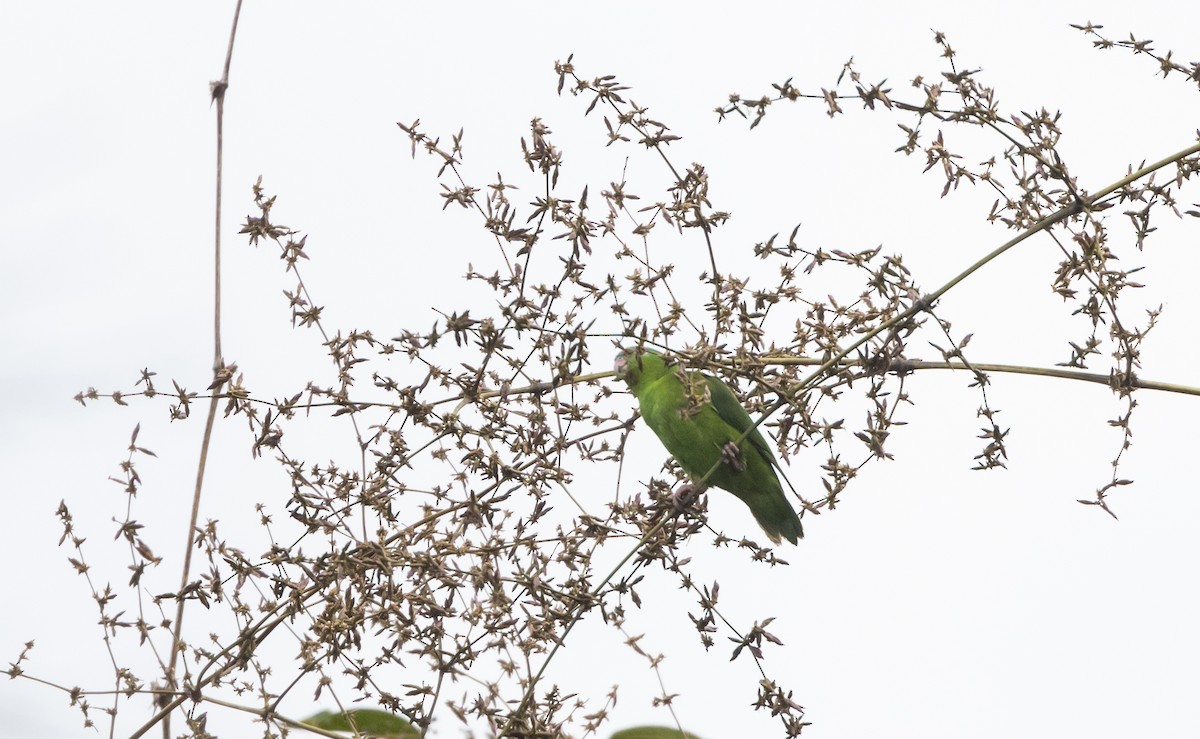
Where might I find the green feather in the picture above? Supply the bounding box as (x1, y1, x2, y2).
(615, 348, 803, 544)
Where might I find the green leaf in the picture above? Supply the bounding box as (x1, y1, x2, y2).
(301, 708, 419, 737)
(610, 726, 703, 739)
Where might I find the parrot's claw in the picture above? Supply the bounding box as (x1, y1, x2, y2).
(721, 441, 747, 472)
(672, 483, 702, 512)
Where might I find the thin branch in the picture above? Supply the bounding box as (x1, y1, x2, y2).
(163, 2, 244, 736)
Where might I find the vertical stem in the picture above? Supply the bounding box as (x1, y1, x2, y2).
(162, 2, 244, 736)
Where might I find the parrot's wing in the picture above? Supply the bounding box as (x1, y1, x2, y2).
(702, 373, 776, 465)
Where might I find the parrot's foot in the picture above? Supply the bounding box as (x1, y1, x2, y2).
(721, 441, 747, 472)
(671, 483, 704, 512)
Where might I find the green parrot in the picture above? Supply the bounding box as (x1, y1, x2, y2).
(615, 347, 803, 544)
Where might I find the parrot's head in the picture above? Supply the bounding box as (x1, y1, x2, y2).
(614, 347, 670, 390)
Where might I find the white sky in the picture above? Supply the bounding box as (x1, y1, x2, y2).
(3, 2, 1200, 738)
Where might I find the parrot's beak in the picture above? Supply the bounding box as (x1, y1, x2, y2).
(613, 352, 628, 376)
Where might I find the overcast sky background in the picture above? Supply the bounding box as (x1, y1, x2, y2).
(3, 2, 1200, 737)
